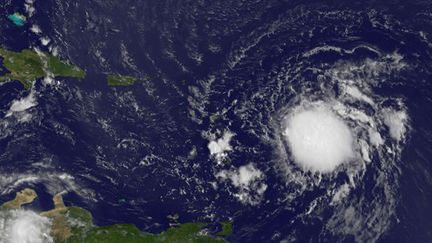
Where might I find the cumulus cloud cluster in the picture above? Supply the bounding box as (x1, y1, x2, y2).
(216, 163, 267, 205)
(5, 91, 38, 122)
(208, 131, 235, 164)
(382, 109, 408, 142)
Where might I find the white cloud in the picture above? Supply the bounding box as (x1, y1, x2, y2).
(0, 172, 84, 197)
(6, 91, 37, 122)
(40, 37, 50, 46)
(382, 109, 408, 141)
(216, 163, 267, 205)
(208, 131, 234, 163)
(344, 85, 375, 105)
(283, 104, 355, 173)
(0, 210, 53, 243)
(30, 25, 41, 34)
(24, 0, 36, 17)
(331, 183, 351, 205)
(368, 128, 384, 147)
(7, 92, 37, 114)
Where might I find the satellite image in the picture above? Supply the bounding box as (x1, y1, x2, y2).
(0, 0, 432, 242)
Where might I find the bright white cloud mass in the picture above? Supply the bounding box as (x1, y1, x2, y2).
(382, 109, 408, 142)
(0, 210, 53, 243)
(208, 131, 234, 163)
(283, 104, 355, 173)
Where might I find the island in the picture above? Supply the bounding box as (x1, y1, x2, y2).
(0, 188, 232, 243)
(0, 47, 142, 89)
(0, 48, 86, 89)
(107, 74, 137, 86)
(217, 222, 233, 237)
(7, 13, 27, 27)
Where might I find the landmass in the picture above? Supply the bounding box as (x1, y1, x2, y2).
(210, 113, 222, 124)
(0, 48, 86, 89)
(0, 188, 37, 209)
(217, 222, 233, 237)
(7, 13, 26, 27)
(1, 188, 232, 243)
(0, 47, 140, 89)
(107, 74, 137, 86)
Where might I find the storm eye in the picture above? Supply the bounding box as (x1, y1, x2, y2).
(283, 104, 355, 173)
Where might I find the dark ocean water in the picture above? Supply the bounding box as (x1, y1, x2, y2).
(1, 0, 432, 242)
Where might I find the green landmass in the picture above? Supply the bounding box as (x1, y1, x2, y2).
(217, 222, 233, 237)
(210, 113, 221, 123)
(76, 222, 228, 243)
(107, 74, 137, 86)
(1, 189, 232, 243)
(0, 48, 85, 89)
